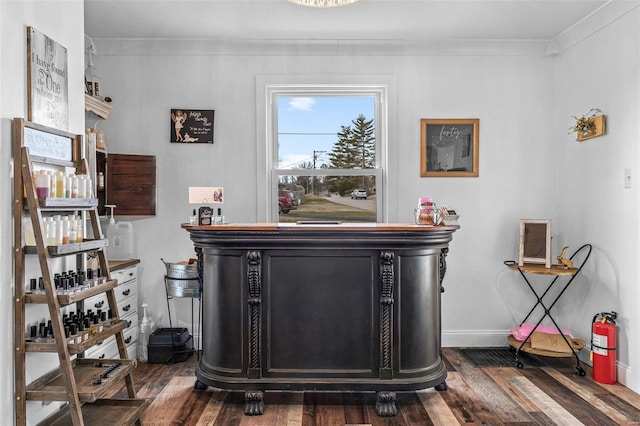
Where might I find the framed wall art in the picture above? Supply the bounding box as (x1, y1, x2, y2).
(420, 118, 479, 177)
(27, 27, 69, 130)
(170, 109, 214, 143)
(518, 219, 552, 268)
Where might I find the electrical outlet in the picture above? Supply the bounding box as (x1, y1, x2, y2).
(624, 168, 632, 188)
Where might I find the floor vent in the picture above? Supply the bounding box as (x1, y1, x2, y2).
(459, 347, 546, 368)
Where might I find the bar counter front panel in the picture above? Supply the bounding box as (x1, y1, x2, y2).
(183, 223, 458, 416)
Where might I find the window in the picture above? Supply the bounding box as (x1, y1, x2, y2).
(264, 84, 387, 223)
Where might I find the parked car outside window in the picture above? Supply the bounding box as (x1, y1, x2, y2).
(278, 190, 298, 214)
(350, 189, 367, 200)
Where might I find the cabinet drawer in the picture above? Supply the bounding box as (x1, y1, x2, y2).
(111, 267, 137, 286)
(115, 280, 136, 304)
(122, 312, 138, 333)
(117, 294, 137, 318)
(84, 292, 108, 312)
(85, 326, 137, 359)
(123, 312, 138, 342)
(85, 293, 136, 319)
(85, 337, 117, 359)
(122, 324, 138, 347)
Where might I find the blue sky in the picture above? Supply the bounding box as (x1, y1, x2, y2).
(277, 96, 375, 169)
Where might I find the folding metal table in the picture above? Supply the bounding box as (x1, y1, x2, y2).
(504, 243, 592, 375)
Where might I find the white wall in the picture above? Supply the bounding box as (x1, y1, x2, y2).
(553, 7, 640, 390)
(1, 1, 85, 423)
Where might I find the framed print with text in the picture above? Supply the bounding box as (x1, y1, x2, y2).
(420, 118, 479, 177)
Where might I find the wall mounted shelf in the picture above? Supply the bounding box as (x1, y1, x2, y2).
(577, 114, 606, 141)
(85, 93, 112, 119)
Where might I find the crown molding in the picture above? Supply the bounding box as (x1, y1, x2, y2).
(94, 37, 550, 57)
(546, 0, 640, 56)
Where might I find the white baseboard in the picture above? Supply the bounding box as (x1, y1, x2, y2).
(616, 361, 631, 388)
(442, 329, 511, 347)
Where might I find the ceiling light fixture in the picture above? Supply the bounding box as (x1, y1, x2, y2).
(288, 0, 359, 7)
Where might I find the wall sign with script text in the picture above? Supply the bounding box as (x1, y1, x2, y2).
(27, 27, 69, 131)
(420, 118, 479, 177)
(170, 109, 215, 143)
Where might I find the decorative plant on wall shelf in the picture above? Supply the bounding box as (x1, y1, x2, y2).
(568, 108, 606, 141)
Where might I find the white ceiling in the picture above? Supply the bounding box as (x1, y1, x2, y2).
(84, 0, 614, 43)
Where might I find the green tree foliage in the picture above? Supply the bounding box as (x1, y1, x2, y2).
(327, 115, 375, 194)
(328, 125, 357, 168)
(351, 114, 375, 169)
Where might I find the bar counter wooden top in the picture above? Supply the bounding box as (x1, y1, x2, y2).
(181, 222, 459, 233)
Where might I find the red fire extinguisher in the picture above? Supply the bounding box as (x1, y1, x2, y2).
(591, 311, 617, 384)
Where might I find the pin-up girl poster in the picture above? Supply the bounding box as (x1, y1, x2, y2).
(170, 109, 215, 143)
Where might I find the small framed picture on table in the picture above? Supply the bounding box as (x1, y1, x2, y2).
(518, 219, 551, 268)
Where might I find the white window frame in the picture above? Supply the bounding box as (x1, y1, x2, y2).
(257, 80, 389, 223)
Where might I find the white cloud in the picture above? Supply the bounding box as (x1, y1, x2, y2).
(289, 97, 315, 112)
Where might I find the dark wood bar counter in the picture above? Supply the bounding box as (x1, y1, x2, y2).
(182, 223, 458, 416)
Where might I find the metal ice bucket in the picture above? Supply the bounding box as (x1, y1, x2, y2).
(162, 258, 201, 298)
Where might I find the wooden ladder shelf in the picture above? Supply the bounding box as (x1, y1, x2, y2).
(13, 118, 148, 426)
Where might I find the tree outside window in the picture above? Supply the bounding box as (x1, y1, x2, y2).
(267, 86, 387, 223)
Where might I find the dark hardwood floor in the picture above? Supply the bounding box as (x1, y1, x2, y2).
(109, 348, 640, 425)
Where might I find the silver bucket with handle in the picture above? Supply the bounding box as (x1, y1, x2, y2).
(162, 258, 200, 298)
